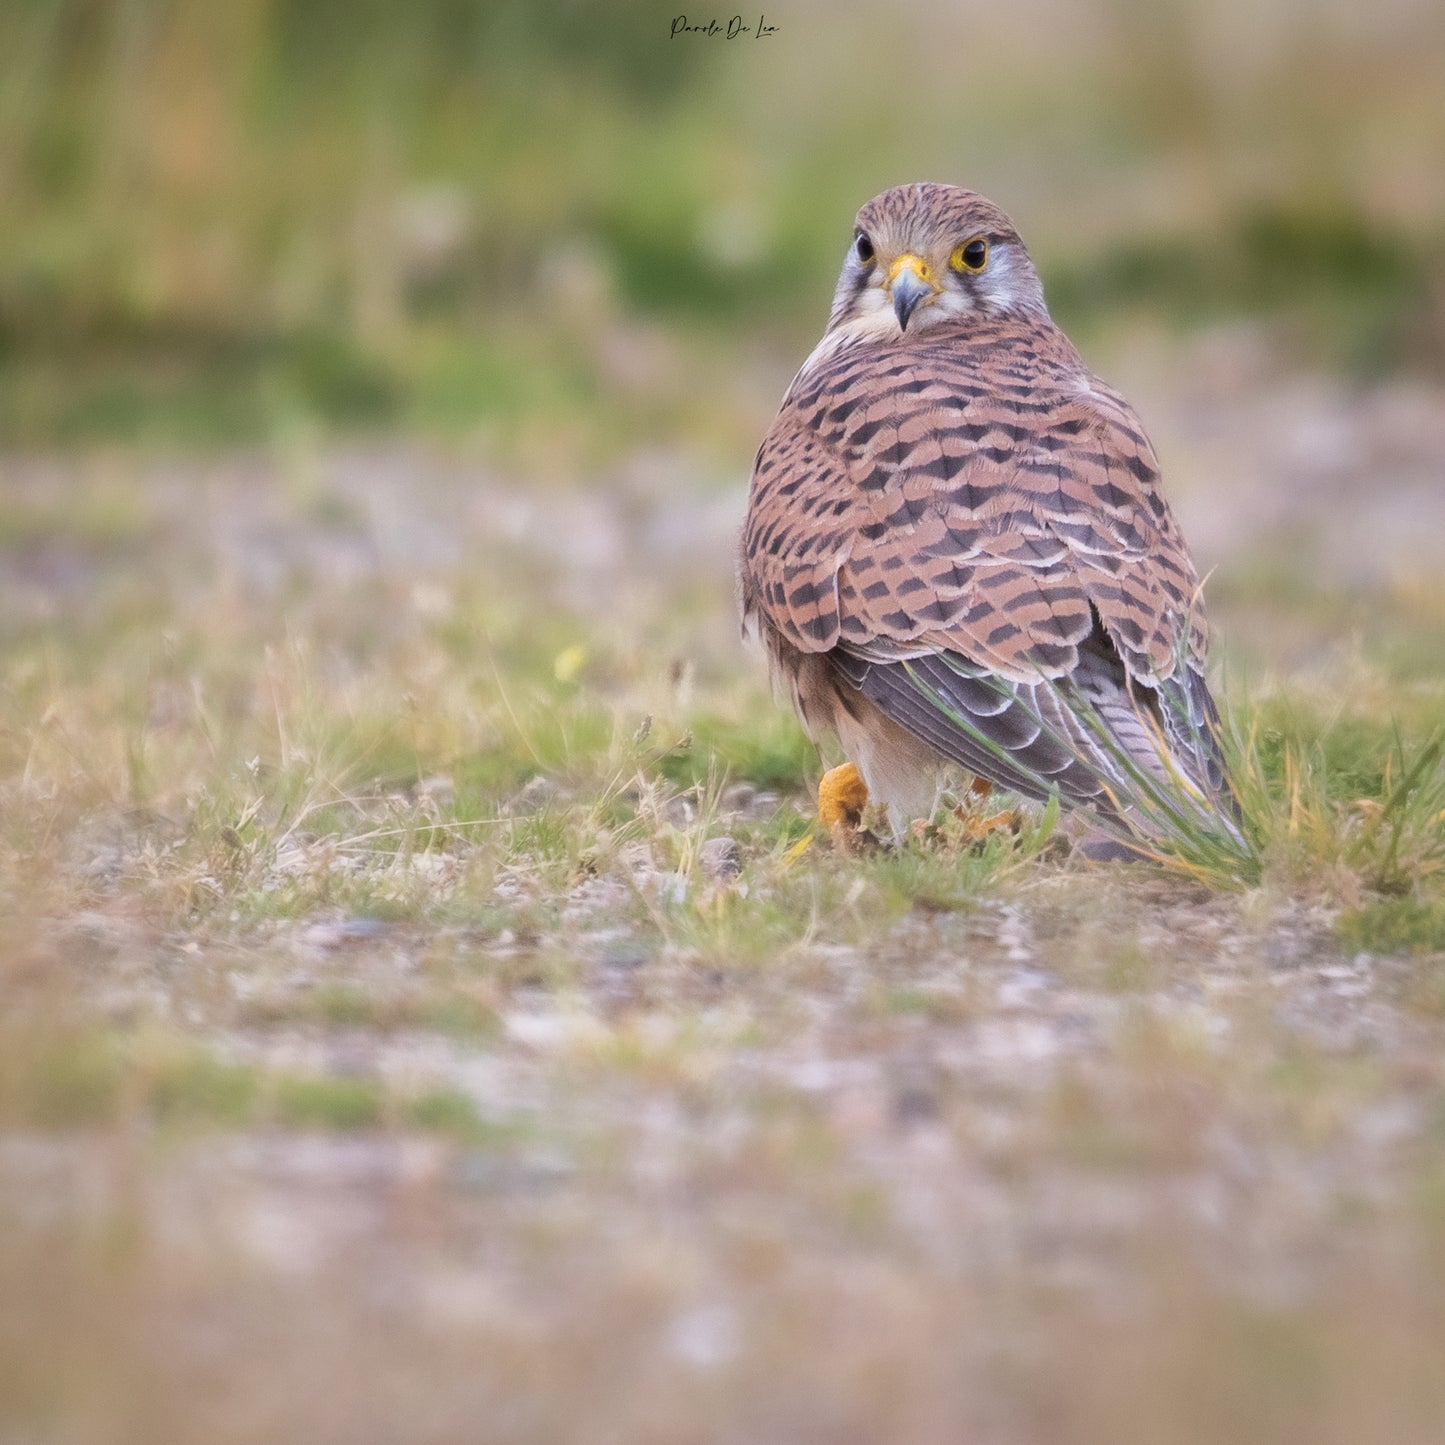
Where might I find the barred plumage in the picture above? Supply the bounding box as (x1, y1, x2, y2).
(740, 183, 1235, 846)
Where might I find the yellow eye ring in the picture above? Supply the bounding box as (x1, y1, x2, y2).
(950, 237, 989, 273)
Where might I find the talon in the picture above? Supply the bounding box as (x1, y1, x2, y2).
(971, 809, 1017, 838)
(952, 775, 1017, 846)
(818, 762, 871, 850)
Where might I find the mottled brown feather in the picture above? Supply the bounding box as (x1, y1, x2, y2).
(745, 323, 1203, 684)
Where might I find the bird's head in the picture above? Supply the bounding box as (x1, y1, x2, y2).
(826, 183, 1047, 339)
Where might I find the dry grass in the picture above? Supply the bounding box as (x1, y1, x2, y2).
(3, 342, 1445, 1442)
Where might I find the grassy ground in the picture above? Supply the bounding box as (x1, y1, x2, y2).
(3, 328, 1445, 1442)
(4, 3, 1445, 1439)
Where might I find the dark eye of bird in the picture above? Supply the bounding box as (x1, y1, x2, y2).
(962, 239, 988, 271)
(854, 233, 875, 265)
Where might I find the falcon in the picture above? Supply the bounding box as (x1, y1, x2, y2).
(739, 182, 1236, 855)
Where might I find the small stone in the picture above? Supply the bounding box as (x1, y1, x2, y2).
(719, 783, 780, 819)
(666, 796, 698, 828)
(699, 836, 742, 881)
(719, 782, 756, 815)
(893, 1086, 939, 1125)
(302, 917, 390, 951)
(600, 945, 648, 971)
(513, 775, 558, 812)
(416, 774, 455, 804)
(666, 1305, 741, 1368)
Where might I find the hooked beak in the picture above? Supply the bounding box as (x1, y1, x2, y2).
(887, 253, 937, 331)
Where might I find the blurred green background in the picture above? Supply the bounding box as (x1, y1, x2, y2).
(2, 0, 1443, 457)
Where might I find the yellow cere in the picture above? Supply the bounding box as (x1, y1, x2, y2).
(886, 253, 934, 286)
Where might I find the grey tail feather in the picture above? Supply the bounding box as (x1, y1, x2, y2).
(831, 644, 1245, 852)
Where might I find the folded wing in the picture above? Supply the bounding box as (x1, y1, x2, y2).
(741, 344, 1232, 823)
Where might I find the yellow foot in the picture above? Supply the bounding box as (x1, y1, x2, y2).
(952, 776, 1018, 846)
(818, 762, 874, 851)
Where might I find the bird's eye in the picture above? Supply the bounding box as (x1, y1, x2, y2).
(854, 232, 875, 265)
(951, 237, 989, 273)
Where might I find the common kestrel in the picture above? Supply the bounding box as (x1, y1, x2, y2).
(740, 183, 1235, 853)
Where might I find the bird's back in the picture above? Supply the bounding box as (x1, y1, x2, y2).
(746, 315, 1205, 689)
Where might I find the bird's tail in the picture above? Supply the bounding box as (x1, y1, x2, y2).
(913, 651, 1252, 871)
